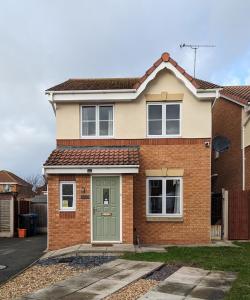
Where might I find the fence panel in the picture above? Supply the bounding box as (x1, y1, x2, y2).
(30, 203, 47, 233)
(228, 190, 250, 240)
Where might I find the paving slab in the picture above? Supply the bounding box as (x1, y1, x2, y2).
(141, 291, 185, 299)
(140, 266, 237, 300)
(21, 259, 163, 300)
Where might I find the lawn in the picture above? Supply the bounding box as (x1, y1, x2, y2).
(124, 242, 250, 299)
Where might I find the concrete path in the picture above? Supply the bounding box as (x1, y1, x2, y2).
(41, 244, 166, 260)
(19, 259, 163, 300)
(139, 266, 237, 300)
(0, 235, 47, 284)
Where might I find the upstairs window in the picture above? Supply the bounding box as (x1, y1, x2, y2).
(81, 105, 113, 138)
(147, 103, 181, 137)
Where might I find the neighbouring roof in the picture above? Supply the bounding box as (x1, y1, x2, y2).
(44, 147, 140, 166)
(32, 195, 47, 203)
(220, 86, 250, 106)
(0, 170, 31, 187)
(46, 52, 221, 92)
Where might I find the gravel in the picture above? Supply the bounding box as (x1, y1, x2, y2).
(0, 264, 84, 300)
(38, 255, 117, 268)
(0, 255, 117, 300)
(105, 279, 159, 300)
(145, 264, 181, 281)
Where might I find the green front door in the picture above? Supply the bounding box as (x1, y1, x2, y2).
(92, 176, 120, 242)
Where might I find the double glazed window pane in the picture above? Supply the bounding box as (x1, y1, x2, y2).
(62, 183, 74, 208)
(166, 179, 180, 214)
(148, 180, 162, 214)
(166, 104, 180, 135)
(148, 105, 162, 135)
(82, 106, 96, 136)
(99, 106, 113, 136)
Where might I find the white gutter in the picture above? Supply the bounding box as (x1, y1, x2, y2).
(43, 165, 139, 175)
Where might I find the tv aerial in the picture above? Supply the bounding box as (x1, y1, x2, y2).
(180, 44, 216, 78)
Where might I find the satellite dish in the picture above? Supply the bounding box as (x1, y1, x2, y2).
(212, 136, 230, 152)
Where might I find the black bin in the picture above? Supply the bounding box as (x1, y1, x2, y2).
(19, 213, 38, 236)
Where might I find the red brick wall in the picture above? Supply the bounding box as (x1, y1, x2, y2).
(245, 146, 250, 190)
(47, 174, 134, 250)
(212, 98, 243, 192)
(133, 142, 211, 245)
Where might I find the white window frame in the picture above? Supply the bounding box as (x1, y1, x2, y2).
(147, 102, 182, 138)
(60, 181, 76, 211)
(146, 177, 183, 217)
(81, 104, 114, 139)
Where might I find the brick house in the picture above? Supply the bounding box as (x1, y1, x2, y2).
(212, 87, 250, 193)
(0, 170, 33, 237)
(44, 52, 223, 250)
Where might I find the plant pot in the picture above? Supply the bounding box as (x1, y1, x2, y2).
(18, 228, 27, 238)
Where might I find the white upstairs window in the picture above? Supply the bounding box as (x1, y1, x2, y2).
(147, 103, 181, 137)
(81, 105, 114, 138)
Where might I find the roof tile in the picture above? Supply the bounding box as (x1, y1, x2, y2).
(44, 147, 140, 167)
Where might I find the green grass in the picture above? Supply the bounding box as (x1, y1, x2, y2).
(123, 242, 250, 299)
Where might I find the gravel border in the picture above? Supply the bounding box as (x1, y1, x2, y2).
(38, 255, 117, 268)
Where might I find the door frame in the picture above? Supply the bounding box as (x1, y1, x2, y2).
(90, 175, 122, 243)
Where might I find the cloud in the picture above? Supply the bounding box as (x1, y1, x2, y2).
(0, 0, 249, 177)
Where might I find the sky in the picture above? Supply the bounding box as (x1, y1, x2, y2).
(0, 0, 250, 179)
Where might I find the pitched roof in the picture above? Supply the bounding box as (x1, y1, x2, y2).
(220, 86, 250, 105)
(46, 52, 220, 92)
(44, 147, 140, 166)
(0, 170, 31, 186)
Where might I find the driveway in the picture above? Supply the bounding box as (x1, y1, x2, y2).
(0, 235, 47, 284)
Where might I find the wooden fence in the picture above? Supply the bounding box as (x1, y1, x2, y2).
(30, 202, 47, 233)
(228, 190, 250, 240)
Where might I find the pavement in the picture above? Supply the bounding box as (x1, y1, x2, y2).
(19, 259, 163, 300)
(0, 235, 47, 284)
(139, 266, 237, 300)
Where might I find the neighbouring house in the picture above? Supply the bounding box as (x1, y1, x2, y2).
(212, 87, 250, 240)
(0, 170, 33, 237)
(43, 52, 223, 250)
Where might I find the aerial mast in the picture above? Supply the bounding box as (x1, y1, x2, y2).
(180, 44, 215, 78)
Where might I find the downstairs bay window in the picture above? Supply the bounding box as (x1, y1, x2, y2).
(146, 177, 183, 217)
(60, 181, 76, 211)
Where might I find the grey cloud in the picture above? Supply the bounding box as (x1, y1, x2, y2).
(0, 0, 249, 177)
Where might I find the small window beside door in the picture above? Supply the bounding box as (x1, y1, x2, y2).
(60, 181, 76, 211)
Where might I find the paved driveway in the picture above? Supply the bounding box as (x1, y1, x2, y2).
(0, 235, 47, 284)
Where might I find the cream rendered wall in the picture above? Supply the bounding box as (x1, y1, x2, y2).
(115, 69, 211, 138)
(56, 103, 80, 139)
(56, 69, 212, 139)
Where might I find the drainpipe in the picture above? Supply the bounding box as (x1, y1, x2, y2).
(48, 92, 56, 115)
(242, 112, 250, 191)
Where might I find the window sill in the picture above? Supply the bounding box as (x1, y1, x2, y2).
(146, 216, 183, 222)
(146, 135, 182, 139)
(59, 209, 76, 212)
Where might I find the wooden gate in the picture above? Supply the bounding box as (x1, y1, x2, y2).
(228, 190, 250, 240)
(211, 193, 223, 239)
